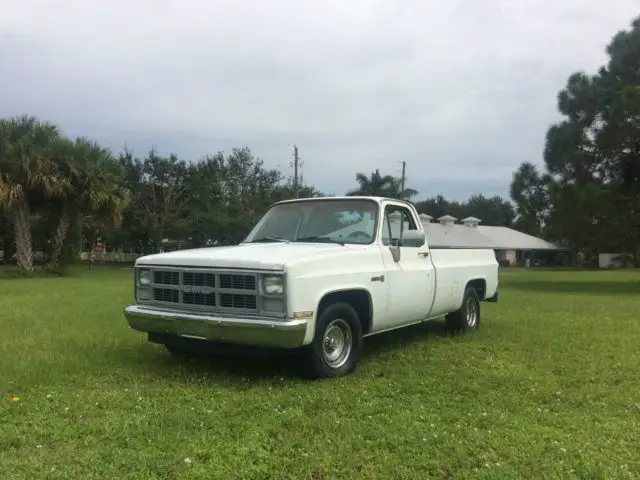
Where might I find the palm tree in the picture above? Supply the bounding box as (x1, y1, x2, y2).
(48, 137, 130, 269)
(0, 115, 65, 273)
(347, 169, 418, 200)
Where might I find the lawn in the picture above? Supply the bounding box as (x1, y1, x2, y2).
(2, 267, 640, 479)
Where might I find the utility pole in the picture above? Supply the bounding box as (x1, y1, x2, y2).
(399, 161, 407, 236)
(293, 145, 299, 198)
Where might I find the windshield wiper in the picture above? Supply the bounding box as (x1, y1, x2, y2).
(249, 236, 290, 243)
(295, 236, 345, 246)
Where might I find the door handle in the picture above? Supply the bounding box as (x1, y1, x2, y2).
(418, 252, 429, 257)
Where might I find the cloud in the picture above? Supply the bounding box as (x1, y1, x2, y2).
(1, 0, 638, 200)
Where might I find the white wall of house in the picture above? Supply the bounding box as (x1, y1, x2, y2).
(503, 249, 517, 266)
(599, 253, 633, 268)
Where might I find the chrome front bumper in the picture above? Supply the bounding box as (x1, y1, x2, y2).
(123, 305, 308, 349)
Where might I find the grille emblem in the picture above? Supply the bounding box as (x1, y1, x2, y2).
(182, 285, 215, 294)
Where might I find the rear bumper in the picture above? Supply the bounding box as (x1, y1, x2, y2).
(123, 305, 308, 349)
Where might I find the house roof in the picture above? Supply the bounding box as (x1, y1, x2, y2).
(421, 222, 560, 250)
(382, 216, 559, 250)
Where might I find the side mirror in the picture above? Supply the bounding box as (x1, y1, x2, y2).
(388, 230, 425, 262)
(401, 229, 425, 248)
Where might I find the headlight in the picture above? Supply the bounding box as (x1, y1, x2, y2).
(139, 269, 152, 286)
(262, 275, 284, 295)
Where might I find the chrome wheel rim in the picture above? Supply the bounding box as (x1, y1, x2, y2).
(323, 319, 352, 368)
(465, 297, 478, 328)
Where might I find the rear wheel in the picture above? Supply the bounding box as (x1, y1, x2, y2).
(445, 286, 481, 332)
(303, 302, 363, 379)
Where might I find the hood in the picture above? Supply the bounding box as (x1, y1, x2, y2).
(135, 242, 356, 270)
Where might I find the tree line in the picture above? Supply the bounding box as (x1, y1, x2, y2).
(510, 15, 640, 261)
(2, 15, 639, 273)
(0, 120, 515, 274)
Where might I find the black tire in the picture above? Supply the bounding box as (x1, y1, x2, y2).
(445, 286, 481, 333)
(303, 302, 363, 379)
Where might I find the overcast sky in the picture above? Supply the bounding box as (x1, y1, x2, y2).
(1, 1, 638, 201)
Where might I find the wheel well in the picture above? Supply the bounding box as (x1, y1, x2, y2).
(467, 278, 486, 300)
(317, 289, 372, 334)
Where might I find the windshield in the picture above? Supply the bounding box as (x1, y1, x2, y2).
(243, 199, 379, 245)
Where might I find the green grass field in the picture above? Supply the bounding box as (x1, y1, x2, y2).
(2, 267, 640, 479)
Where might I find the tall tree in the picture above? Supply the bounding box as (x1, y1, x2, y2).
(48, 137, 129, 269)
(510, 15, 640, 255)
(509, 162, 551, 236)
(0, 115, 65, 273)
(122, 149, 188, 253)
(181, 148, 285, 246)
(347, 169, 418, 200)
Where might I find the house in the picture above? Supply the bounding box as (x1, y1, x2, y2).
(598, 253, 634, 269)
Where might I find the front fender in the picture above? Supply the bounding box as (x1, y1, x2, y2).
(299, 283, 375, 345)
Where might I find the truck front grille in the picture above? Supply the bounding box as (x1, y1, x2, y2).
(146, 268, 258, 313)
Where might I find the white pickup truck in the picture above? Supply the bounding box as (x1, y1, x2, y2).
(124, 196, 499, 378)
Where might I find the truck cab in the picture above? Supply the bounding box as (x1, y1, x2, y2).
(124, 196, 499, 378)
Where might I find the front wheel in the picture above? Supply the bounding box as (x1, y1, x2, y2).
(445, 286, 481, 332)
(303, 302, 363, 379)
